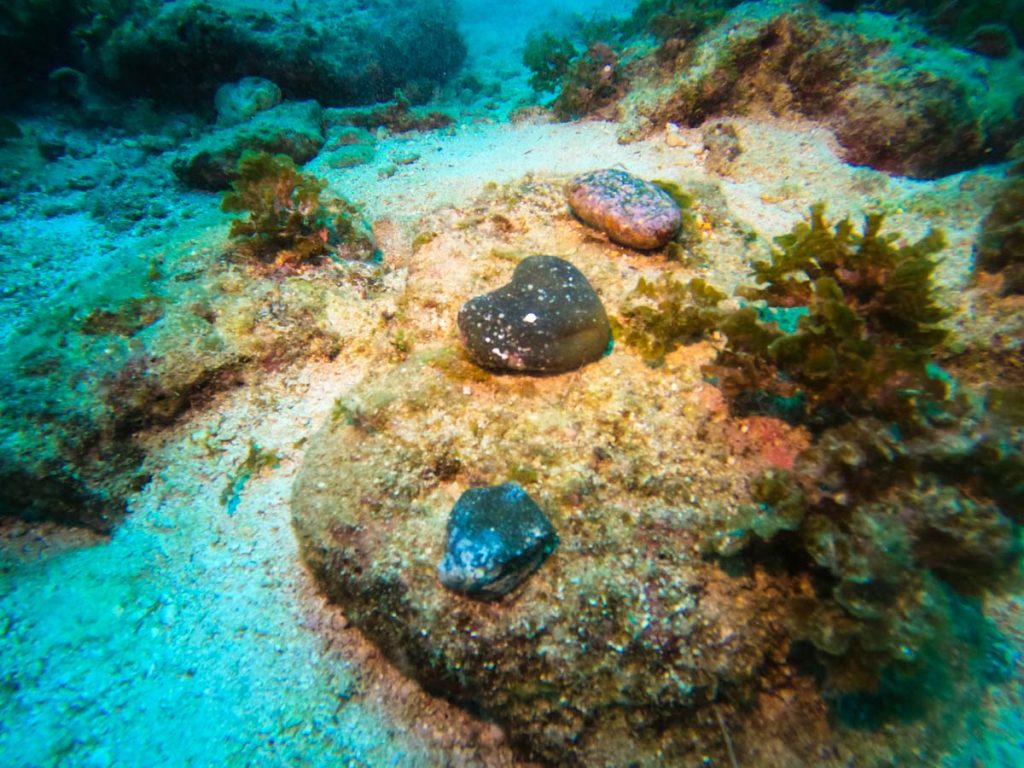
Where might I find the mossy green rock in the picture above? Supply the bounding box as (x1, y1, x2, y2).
(172, 100, 325, 191)
(457, 255, 611, 373)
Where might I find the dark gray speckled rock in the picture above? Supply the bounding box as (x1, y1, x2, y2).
(438, 483, 559, 600)
(457, 255, 610, 373)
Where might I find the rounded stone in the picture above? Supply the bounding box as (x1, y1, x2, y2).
(214, 76, 282, 127)
(438, 482, 559, 600)
(457, 255, 610, 373)
(566, 168, 682, 250)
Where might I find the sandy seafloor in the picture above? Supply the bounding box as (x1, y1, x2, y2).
(1, 1, 1022, 767)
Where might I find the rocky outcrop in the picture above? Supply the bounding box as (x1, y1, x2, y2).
(172, 100, 326, 191)
(88, 0, 466, 110)
(1, 0, 466, 111)
(620, 6, 1024, 178)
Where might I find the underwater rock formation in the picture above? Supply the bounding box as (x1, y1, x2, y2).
(0, 406, 143, 533)
(1, 1, 465, 111)
(324, 91, 455, 134)
(975, 176, 1024, 295)
(616, 6, 1023, 178)
(284, 174, 1016, 765)
(822, 0, 1024, 50)
(831, 76, 984, 178)
(291, 353, 785, 766)
(0, 0, 88, 108)
(437, 483, 558, 599)
(173, 101, 326, 191)
(457, 255, 611, 373)
(214, 77, 282, 127)
(0, 189, 364, 531)
(87, 0, 466, 110)
(566, 169, 682, 250)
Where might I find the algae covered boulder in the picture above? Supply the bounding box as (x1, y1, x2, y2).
(173, 101, 326, 191)
(290, 352, 785, 766)
(617, 7, 1023, 178)
(87, 0, 466, 110)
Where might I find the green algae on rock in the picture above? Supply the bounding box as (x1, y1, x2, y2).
(615, 6, 1024, 178)
(438, 482, 558, 600)
(173, 101, 326, 191)
(566, 168, 683, 250)
(457, 255, 611, 373)
(221, 151, 377, 268)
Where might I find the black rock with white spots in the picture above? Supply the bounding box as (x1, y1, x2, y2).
(438, 483, 559, 600)
(457, 255, 611, 373)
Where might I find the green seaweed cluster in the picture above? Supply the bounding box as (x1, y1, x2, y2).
(523, 33, 626, 120)
(522, 32, 577, 93)
(221, 151, 372, 268)
(715, 203, 950, 430)
(552, 43, 626, 120)
(615, 275, 724, 363)
(718, 210, 1021, 697)
(719, 404, 1021, 694)
(620, 205, 1022, 699)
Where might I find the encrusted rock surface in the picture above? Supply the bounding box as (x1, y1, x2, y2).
(172, 100, 326, 191)
(215, 77, 283, 127)
(290, 183, 805, 765)
(618, 6, 1024, 178)
(291, 350, 787, 766)
(91, 0, 466, 109)
(1, 1, 466, 111)
(566, 169, 682, 250)
(457, 255, 611, 373)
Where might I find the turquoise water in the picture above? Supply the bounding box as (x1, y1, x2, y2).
(1, 1, 1022, 766)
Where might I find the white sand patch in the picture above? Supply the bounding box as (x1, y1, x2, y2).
(0, 358, 514, 766)
(314, 120, 695, 223)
